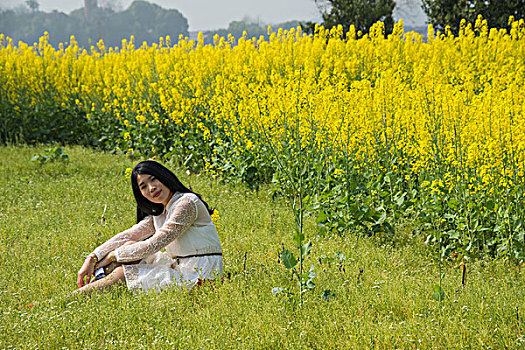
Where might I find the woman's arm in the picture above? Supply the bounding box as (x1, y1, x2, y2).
(91, 216, 155, 260)
(113, 195, 198, 263)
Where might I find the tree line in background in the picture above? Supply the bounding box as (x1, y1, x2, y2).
(0, 0, 305, 48)
(314, 0, 525, 36)
(1, 0, 524, 48)
(203, 18, 302, 44)
(0, 0, 189, 48)
(422, 0, 525, 33)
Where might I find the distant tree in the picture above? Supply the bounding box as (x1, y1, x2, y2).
(480, 0, 525, 27)
(204, 18, 302, 45)
(313, 0, 396, 35)
(114, 1, 188, 45)
(25, 0, 39, 12)
(99, 0, 123, 12)
(67, 0, 188, 47)
(0, 9, 19, 36)
(0, 0, 189, 48)
(422, 0, 525, 34)
(84, 0, 98, 21)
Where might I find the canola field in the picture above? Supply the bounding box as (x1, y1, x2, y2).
(1, 18, 525, 261)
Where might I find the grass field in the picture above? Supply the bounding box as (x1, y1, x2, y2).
(1, 145, 524, 349)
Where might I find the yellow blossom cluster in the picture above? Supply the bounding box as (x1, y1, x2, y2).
(1, 17, 525, 194)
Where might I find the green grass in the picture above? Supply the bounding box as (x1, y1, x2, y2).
(1, 145, 524, 349)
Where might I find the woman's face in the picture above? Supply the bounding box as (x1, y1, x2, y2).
(137, 173, 173, 206)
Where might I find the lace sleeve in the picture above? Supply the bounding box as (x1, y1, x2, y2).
(92, 216, 155, 260)
(114, 195, 198, 263)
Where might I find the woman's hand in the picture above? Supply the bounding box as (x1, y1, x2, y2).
(96, 251, 116, 269)
(77, 255, 97, 288)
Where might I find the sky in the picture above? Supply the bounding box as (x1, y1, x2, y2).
(0, 0, 427, 31)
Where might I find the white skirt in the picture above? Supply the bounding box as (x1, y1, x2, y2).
(122, 251, 223, 293)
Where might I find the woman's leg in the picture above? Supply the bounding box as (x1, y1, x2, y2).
(73, 265, 126, 296)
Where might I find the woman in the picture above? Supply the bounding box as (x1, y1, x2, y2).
(75, 160, 222, 294)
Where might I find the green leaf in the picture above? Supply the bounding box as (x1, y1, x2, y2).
(293, 229, 304, 246)
(383, 222, 395, 234)
(306, 280, 316, 290)
(448, 230, 460, 239)
(447, 198, 459, 210)
(302, 194, 310, 204)
(280, 250, 298, 269)
(432, 284, 446, 302)
(515, 230, 524, 244)
(395, 193, 405, 206)
(322, 289, 335, 301)
(301, 240, 312, 257)
(316, 211, 328, 226)
(375, 212, 386, 225)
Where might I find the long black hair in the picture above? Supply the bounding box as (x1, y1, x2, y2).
(131, 160, 213, 223)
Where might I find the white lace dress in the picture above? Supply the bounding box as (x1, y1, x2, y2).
(92, 192, 223, 293)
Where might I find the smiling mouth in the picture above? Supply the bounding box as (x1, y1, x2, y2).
(153, 190, 161, 198)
